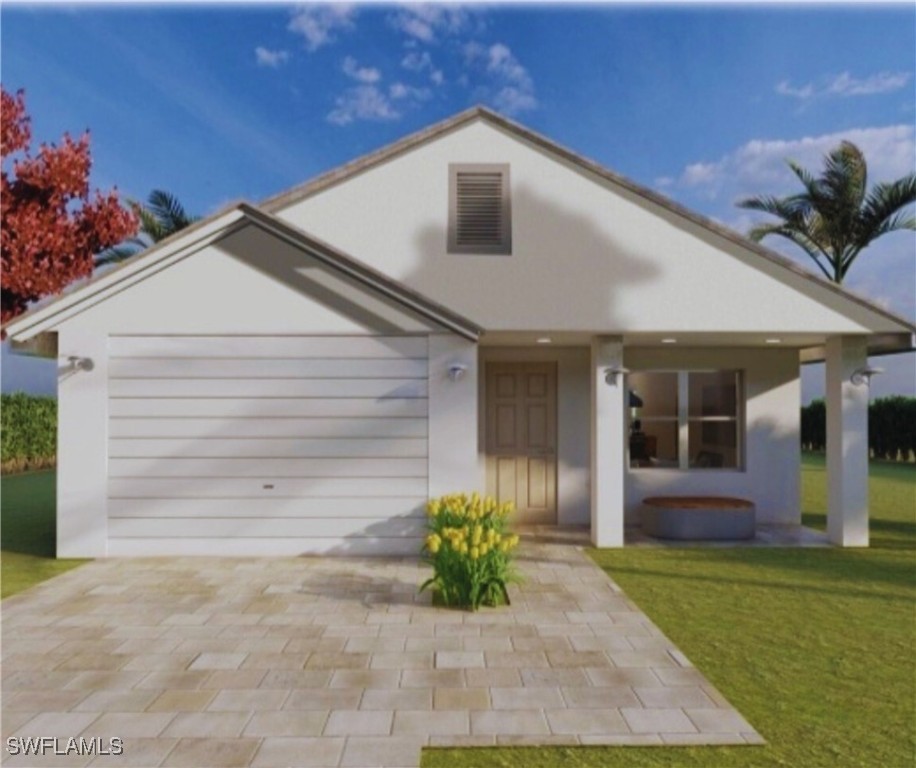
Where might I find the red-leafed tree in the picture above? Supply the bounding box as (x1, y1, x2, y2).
(1, 87, 138, 325)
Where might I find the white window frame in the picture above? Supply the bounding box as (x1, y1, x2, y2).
(629, 369, 744, 471)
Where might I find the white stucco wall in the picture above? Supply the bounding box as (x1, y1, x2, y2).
(276, 120, 899, 335)
(624, 347, 801, 525)
(60, 225, 437, 335)
(478, 346, 590, 525)
(57, 327, 109, 557)
(429, 335, 480, 499)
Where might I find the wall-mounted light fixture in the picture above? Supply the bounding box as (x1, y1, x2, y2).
(447, 363, 468, 382)
(67, 356, 94, 372)
(59, 355, 94, 382)
(604, 366, 630, 386)
(850, 366, 883, 387)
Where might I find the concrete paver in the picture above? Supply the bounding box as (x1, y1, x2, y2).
(2, 532, 762, 767)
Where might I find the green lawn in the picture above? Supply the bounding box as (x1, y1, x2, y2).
(423, 453, 916, 767)
(1, 470, 86, 598)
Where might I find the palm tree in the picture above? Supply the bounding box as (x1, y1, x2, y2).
(737, 141, 915, 283)
(97, 189, 199, 266)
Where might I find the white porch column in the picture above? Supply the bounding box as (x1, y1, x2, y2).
(590, 336, 626, 547)
(825, 335, 869, 547)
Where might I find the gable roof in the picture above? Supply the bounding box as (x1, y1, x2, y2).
(262, 105, 915, 338)
(4, 106, 913, 349)
(3, 203, 482, 342)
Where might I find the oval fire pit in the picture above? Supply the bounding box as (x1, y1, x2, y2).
(640, 496, 756, 541)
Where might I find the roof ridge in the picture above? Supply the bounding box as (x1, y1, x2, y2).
(260, 106, 489, 212)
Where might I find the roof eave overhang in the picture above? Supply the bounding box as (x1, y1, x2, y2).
(2, 204, 482, 346)
(800, 332, 916, 364)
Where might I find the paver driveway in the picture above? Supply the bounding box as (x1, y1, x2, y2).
(2, 536, 761, 767)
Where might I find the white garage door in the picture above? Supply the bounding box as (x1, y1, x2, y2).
(106, 335, 428, 556)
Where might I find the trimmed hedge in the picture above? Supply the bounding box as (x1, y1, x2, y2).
(802, 396, 916, 461)
(801, 399, 827, 452)
(870, 396, 916, 461)
(1, 393, 57, 473)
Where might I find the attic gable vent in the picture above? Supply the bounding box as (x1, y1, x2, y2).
(448, 163, 511, 254)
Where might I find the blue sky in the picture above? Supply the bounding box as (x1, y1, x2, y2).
(2, 1, 914, 400)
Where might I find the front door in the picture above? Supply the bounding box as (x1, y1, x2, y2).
(485, 362, 557, 525)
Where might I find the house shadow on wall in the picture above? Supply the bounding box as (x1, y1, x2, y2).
(108, 182, 666, 560)
(405, 183, 661, 332)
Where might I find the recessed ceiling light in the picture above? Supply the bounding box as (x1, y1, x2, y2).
(536, 337, 552, 344)
(765, 338, 782, 344)
(661, 338, 677, 344)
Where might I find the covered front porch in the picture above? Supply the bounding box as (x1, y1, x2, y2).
(478, 330, 895, 549)
(591, 333, 878, 548)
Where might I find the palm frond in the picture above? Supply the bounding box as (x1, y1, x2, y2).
(857, 175, 916, 245)
(737, 194, 810, 221)
(137, 207, 166, 243)
(144, 189, 199, 239)
(745, 223, 834, 280)
(823, 141, 868, 211)
(786, 159, 818, 194)
(95, 245, 140, 267)
(148, 189, 188, 228)
(736, 138, 914, 283)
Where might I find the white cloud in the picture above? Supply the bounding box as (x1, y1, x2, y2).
(681, 162, 720, 188)
(776, 70, 911, 101)
(487, 44, 527, 83)
(670, 124, 916, 200)
(464, 42, 537, 115)
(828, 71, 911, 96)
(254, 47, 289, 68)
(389, 5, 471, 44)
(288, 5, 356, 52)
(401, 50, 446, 87)
(463, 40, 485, 63)
(775, 80, 814, 100)
(327, 85, 399, 126)
(389, 82, 431, 101)
(492, 86, 537, 115)
(402, 51, 432, 72)
(342, 56, 381, 84)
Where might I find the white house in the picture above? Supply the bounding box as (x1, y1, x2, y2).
(5, 107, 913, 557)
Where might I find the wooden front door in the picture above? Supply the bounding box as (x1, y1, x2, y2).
(485, 362, 557, 525)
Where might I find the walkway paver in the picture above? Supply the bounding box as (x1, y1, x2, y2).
(2, 536, 762, 767)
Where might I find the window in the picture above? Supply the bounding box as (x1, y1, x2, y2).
(628, 370, 742, 470)
(448, 164, 511, 254)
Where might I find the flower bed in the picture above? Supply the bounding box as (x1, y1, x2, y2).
(420, 492, 521, 611)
